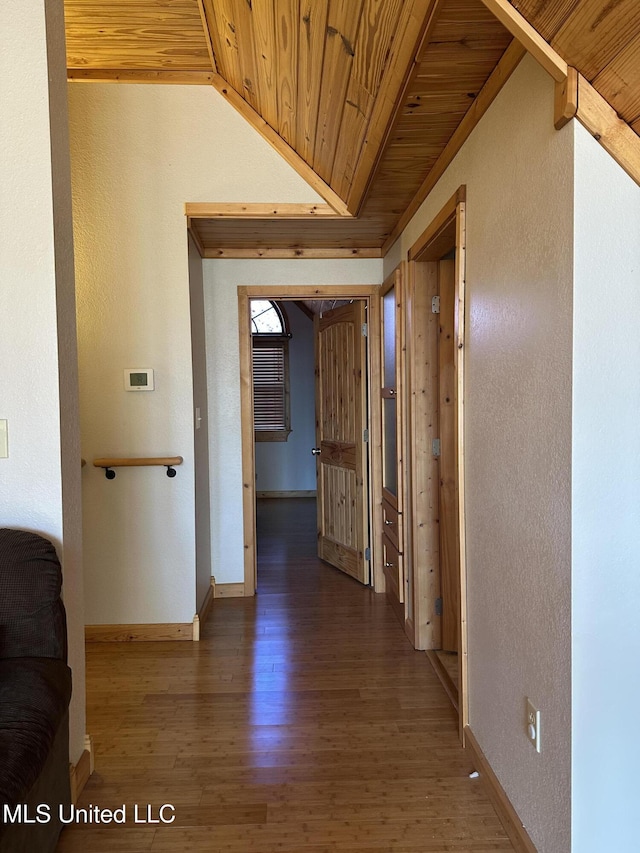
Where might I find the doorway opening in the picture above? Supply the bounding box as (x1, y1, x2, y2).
(406, 187, 468, 739)
(238, 285, 383, 597)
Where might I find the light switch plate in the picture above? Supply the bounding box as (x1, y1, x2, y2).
(0, 420, 8, 458)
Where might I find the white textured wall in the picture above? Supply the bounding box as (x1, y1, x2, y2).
(572, 123, 640, 853)
(203, 259, 383, 583)
(0, 0, 86, 763)
(255, 303, 316, 492)
(386, 56, 573, 852)
(69, 83, 323, 624)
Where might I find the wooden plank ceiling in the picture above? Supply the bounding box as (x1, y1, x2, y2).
(65, 0, 640, 255)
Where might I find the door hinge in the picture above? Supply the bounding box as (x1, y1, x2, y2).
(435, 597, 443, 617)
(363, 428, 369, 443)
(365, 547, 371, 561)
(432, 438, 441, 458)
(362, 322, 368, 337)
(432, 295, 440, 314)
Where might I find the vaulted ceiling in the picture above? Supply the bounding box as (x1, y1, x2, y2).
(64, 0, 640, 255)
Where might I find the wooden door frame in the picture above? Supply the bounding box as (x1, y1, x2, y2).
(238, 284, 383, 597)
(406, 187, 468, 739)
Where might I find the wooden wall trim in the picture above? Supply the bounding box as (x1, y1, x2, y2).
(185, 203, 343, 219)
(464, 727, 538, 853)
(193, 577, 215, 640)
(67, 70, 214, 85)
(69, 735, 94, 805)
(213, 582, 246, 598)
(239, 285, 379, 300)
(382, 40, 525, 256)
(408, 188, 463, 261)
(210, 73, 351, 217)
(202, 247, 382, 260)
(478, 0, 567, 83)
(85, 623, 193, 642)
(577, 74, 640, 191)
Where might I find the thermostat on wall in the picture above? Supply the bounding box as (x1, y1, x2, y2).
(124, 368, 154, 391)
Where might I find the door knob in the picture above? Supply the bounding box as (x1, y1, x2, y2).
(311, 447, 321, 456)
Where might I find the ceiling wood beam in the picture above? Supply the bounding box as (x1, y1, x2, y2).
(554, 67, 578, 130)
(347, 0, 445, 217)
(210, 73, 351, 218)
(294, 301, 316, 321)
(184, 203, 344, 219)
(382, 39, 526, 256)
(478, 0, 568, 82)
(201, 247, 382, 259)
(67, 70, 214, 85)
(577, 73, 640, 190)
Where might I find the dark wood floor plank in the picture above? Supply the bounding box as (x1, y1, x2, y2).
(56, 498, 513, 852)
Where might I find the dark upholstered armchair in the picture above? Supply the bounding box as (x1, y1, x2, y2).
(0, 529, 73, 853)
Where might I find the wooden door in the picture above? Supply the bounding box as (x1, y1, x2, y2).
(438, 259, 460, 652)
(315, 302, 369, 585)
(380, 268, 405, 622)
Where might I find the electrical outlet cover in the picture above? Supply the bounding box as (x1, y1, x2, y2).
(526, 698, 541, 753)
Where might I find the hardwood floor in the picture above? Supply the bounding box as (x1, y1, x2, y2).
(57, 499, 514, 852)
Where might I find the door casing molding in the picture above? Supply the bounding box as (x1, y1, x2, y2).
(238, 285, 382, 596)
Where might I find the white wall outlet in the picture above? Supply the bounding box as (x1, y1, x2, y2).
(526, 698, 541, 753)
(0, 420, 8, 458)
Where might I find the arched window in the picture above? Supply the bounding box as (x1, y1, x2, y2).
(251, 300, 291, 442)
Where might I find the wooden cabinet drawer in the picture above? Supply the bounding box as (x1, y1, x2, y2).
(382, 498, 402, 552)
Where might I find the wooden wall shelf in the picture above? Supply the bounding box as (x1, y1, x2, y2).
(93, 456, 183, 479)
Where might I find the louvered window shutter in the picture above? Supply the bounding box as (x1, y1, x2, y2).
(253, 343, 287, 431)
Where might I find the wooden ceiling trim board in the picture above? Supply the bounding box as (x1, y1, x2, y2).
(577, 73, 640, 191)
(479, 0, 567, 82)
(67, 69, 214, 84)
(210, 72, 351, 216)
(195, 0, 217, 73)
(346, 0, 445, 216)
(312, 0, 366, 183)
(275, 0, 299, 148)
(297, 0, 330, 165)
(552, 0, 640, 84)
(250, 0, 279, 131)
(592, 34, 640, 126)
(202, 247, 382, 259)
(381, 38, 526, 255)
(554, 66, 578, 130)
(507, 0, 579, 43)
(185, 203, 344, 218)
